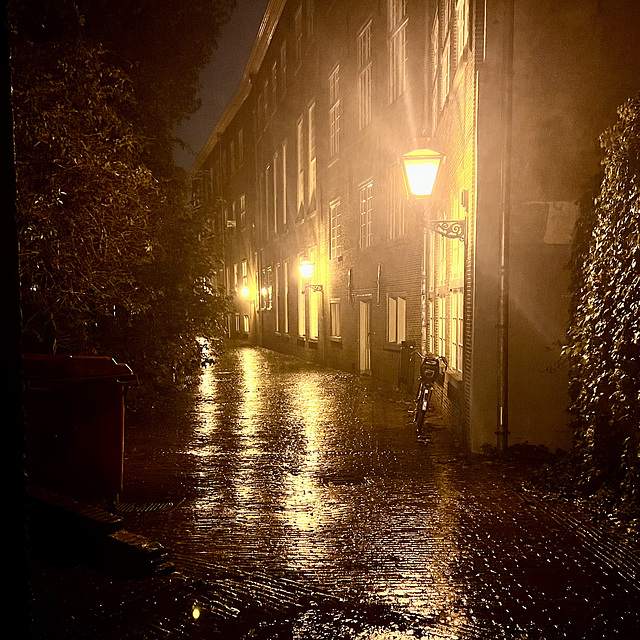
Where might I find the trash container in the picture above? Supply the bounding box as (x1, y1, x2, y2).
(22, 354, 137, 504)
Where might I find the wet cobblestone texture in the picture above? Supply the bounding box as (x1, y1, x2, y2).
(27, 344, 640, 638)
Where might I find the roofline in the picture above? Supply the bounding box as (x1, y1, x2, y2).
(190, 0, 286, 176)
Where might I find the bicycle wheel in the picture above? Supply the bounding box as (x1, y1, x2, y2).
(416, 385, 433, 433)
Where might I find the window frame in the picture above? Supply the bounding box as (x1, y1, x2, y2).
(359, 180, 373, 249)
(329, 65, 341, 158)
(358, 21, 373, 130)
(330, 199, 342, 260)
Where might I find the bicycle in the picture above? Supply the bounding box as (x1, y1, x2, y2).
(410, 350, 447, 435)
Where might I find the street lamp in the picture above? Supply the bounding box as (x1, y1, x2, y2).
(401, 146, 465, 241)
(400, 147, 446, 198)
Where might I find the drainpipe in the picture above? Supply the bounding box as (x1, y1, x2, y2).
(497, 0, 514, 454)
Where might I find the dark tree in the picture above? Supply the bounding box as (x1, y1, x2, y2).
(13, 38, 161, 352)
(10, 0, 235, 382)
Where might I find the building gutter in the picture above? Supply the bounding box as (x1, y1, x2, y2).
(497, 0, 514, 454)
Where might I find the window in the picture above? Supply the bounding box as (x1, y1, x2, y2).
(239, 194, 246, 230)
(428, 299, 435, 354)
(308, 248, 319, 339)
(308, 102, 317, 210)
(389, 0, 406, 27)
(271, 63, 278, 112)
(330, 300, 341, 338)
(388, 295, 406, 344)
(389, 0, 407, 102)
(441, 0, 452, 107)
(282, 139, 288, 225)
(428, 232, 436, 292)
(230, 139, 236, 175)
(273, 151, 279, 233)
(430, 13, 439, 130)
(222, 148, 227, 182)
(263, 79, 269, 120)
(258, 170, 265, 238)
(238, 129, 244, 165)
(280, 41, 287, 94)
(441, 32, 450, 107)
(456, 0, 469, 63)
(451, 195, 465, 282)
(284, 260, 290, 334)
(359, 181, 373, 249)
(329, 65, 340, 158)
(450, 289, 464, 371)
(437, 232, 447, 286)
(241, 259, 248, 291)
(295, 5, 303, 65)
(389, 164, 406, 239)
(265, 162, 273, 239)
(261, 268, 267, 309)
(257, 90, 264, 131)
(330, 199, 342, 259)
(297, 116, 305, 216)
(358, 21, 372, 130)
(309, 286, 319, 339)
(298, 256, 306, 336)
(306, 0, 315, 39)
(437, 295, 446, 357)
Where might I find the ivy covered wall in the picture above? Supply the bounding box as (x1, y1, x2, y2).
(565, 92, 640, 523)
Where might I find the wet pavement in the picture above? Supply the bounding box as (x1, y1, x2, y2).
(27, 344, 640, 638)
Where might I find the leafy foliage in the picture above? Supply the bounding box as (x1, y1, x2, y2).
(564, 92, 640, 528)
(13, 38, 160, 352)
(10, 0, 235, 384)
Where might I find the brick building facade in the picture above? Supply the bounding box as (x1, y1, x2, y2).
(191, 0, 640, 452)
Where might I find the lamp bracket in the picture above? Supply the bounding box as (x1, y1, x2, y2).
(306, 284, 324, 292)
(426, 219, 466, 241)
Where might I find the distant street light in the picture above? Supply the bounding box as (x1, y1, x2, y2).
(298, 260, 314, 280)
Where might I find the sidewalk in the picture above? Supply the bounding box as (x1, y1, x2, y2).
(24, 345, 640, 639)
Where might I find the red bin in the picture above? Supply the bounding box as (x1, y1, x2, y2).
(23, 354, 137, 504)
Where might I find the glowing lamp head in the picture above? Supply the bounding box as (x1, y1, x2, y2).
(299, 260, 314, 279)
(401, 148, 445, 198)
(241, 285, 250, 297)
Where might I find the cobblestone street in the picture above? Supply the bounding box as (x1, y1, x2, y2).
(28, 344, 640, 639)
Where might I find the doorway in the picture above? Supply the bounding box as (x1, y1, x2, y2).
(358, 300, 371, 374)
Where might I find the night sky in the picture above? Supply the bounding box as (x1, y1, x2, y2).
(173, 0, 270, 170)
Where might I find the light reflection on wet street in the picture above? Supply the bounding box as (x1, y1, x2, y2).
(122, 344, 640, 638)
